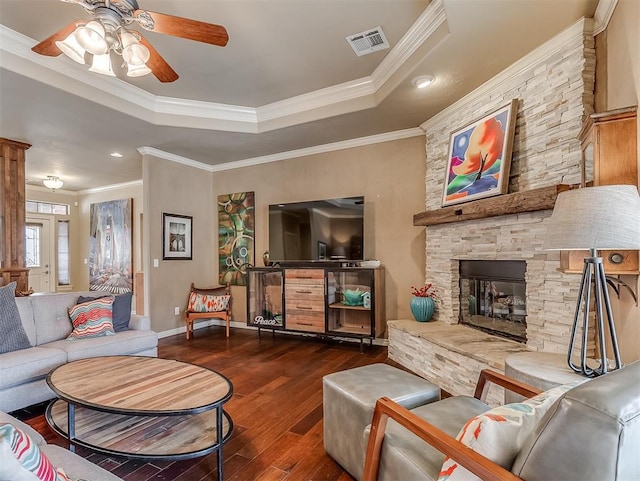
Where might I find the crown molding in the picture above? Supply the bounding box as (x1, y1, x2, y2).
(77, 179, 143, 195)
(139, 127, 424, 172)
(421, 17, 592, 131)
(593, 0, 618, 36)
(26, 184, 77, 196)
(1, 2, 445, 134)
(371, 0, 447, 90)
(137, 146, 214, 171)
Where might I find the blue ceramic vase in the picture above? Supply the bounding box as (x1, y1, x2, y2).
(410, 296, 435, 322)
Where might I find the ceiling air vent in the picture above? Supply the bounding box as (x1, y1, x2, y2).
(346, 26, 390, 57)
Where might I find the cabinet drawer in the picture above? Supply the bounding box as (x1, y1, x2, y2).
(285, 284, 325, 302)
(285, 269, 324, 281)
(286, 312, 325, 333)
(286, 298, 324, 313)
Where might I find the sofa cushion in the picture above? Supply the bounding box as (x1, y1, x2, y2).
(0, 346, 66, 390)
(0, 423, 67, 481)
(67, 297, 115, 340)
(438, 380, 587, 481)
(0, 282, 32, 354)
(43, 329, 158, 362)
(31, 293, 79, 345)
(77, 292, 132, 332)
(187, 292, 230, 313)
(15, 296, 37, 346)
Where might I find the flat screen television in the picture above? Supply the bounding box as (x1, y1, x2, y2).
(268, 196, 364, 263)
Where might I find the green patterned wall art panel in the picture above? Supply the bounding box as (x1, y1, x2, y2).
(218, 192, 255, 286)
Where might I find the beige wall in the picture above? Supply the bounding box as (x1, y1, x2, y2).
(600, 0, 640, 362)
(143, 155, 215, 333)
(211, 136, 427, 327)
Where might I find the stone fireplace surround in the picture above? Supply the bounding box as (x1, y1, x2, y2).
(388, 18, 596, 404)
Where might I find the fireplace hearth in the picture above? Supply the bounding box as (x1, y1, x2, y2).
(459, 260, 527, 343)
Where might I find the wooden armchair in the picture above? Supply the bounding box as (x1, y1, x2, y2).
(363, 370, 542, 481)
(185, 283, 232, 339)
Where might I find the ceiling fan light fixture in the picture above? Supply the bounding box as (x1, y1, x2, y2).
(126, 62, 152, 78)
(89, 53, 116, 77)
(55, 32, 86, 64)
(75, 20, 108, 55)
(43, 176, 63, 191)
(121, 30, 150, 66)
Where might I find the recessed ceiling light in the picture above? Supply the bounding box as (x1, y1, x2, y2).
(413, 75, 435, 89)
(110, 152, 123, 158)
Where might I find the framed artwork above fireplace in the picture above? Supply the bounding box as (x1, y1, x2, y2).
(442, 99, 518, 207)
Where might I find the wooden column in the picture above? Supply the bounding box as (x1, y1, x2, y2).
(0, 138, 31, 294)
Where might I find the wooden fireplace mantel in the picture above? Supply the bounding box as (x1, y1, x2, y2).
(413, 184, 575, 227)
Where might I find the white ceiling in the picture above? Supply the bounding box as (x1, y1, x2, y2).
(0, 0, 598, 191)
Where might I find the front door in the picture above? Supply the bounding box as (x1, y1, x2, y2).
(25, 216, 54, 293)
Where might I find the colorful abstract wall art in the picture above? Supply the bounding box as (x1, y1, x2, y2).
(89, 198, 133, 293)
(218, 192, 255, 286)
(442, 99, 518, 206)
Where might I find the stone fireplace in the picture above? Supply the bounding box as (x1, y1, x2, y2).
(459, 260, 527, 343)
(388, 19, 596, 404)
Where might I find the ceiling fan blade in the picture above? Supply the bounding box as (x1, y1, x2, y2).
(137, 33, 179, 83)
(31, 22, 79, 57)
(134, 10, 229, 47)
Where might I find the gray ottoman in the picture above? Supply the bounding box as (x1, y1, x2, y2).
(323, 363, 440, 480)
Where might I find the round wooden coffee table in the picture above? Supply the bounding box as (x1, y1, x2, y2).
(46, 356, 233, 480)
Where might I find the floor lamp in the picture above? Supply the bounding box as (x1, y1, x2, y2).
(543, 185, 640, 377)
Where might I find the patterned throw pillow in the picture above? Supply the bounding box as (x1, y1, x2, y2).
(187, 292, 230, 313)
(0, 423, 69, 481)
(77, 292, 132, 332)
(438, 380, 588, 480)
(67, 297, 115, 340)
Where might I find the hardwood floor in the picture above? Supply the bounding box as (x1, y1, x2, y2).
(23, 326, 389, 480)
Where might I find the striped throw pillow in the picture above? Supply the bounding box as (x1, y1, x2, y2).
(67, 296, 115, 340)
(0, 423, 68, 481)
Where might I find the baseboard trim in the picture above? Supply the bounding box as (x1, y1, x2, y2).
(157, 320, 389, 346)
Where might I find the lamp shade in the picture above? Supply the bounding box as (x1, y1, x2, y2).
(55, 32, 86, 64)
(121, 31, 150, 66)
(543, 185, 640, 250)
(126, 62, 152, 77)
(75, 20, 108, 55)
(89, 53, 116, 77)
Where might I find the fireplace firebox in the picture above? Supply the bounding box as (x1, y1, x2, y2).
(459, 260, 527, 343)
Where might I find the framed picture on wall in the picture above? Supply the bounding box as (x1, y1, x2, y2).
(442, 99, 518, 206)
(89, 198, 133, 293)
(163, 213, 193, 260)
(318, 241, 327, 260)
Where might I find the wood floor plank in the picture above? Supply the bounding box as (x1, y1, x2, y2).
(20, 327, 390, 480)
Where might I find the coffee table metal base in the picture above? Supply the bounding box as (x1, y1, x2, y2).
(46, 400, 233, 461)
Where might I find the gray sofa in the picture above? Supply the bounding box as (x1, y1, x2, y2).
(0, 410, 123, 480)
(0, 291, 158, 413)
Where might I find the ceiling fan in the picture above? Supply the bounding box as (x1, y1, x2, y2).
(31, 0, 229, 83)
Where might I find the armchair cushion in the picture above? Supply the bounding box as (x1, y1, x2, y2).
(438, 380, 587, 480)
(187, 292, 230, 313)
